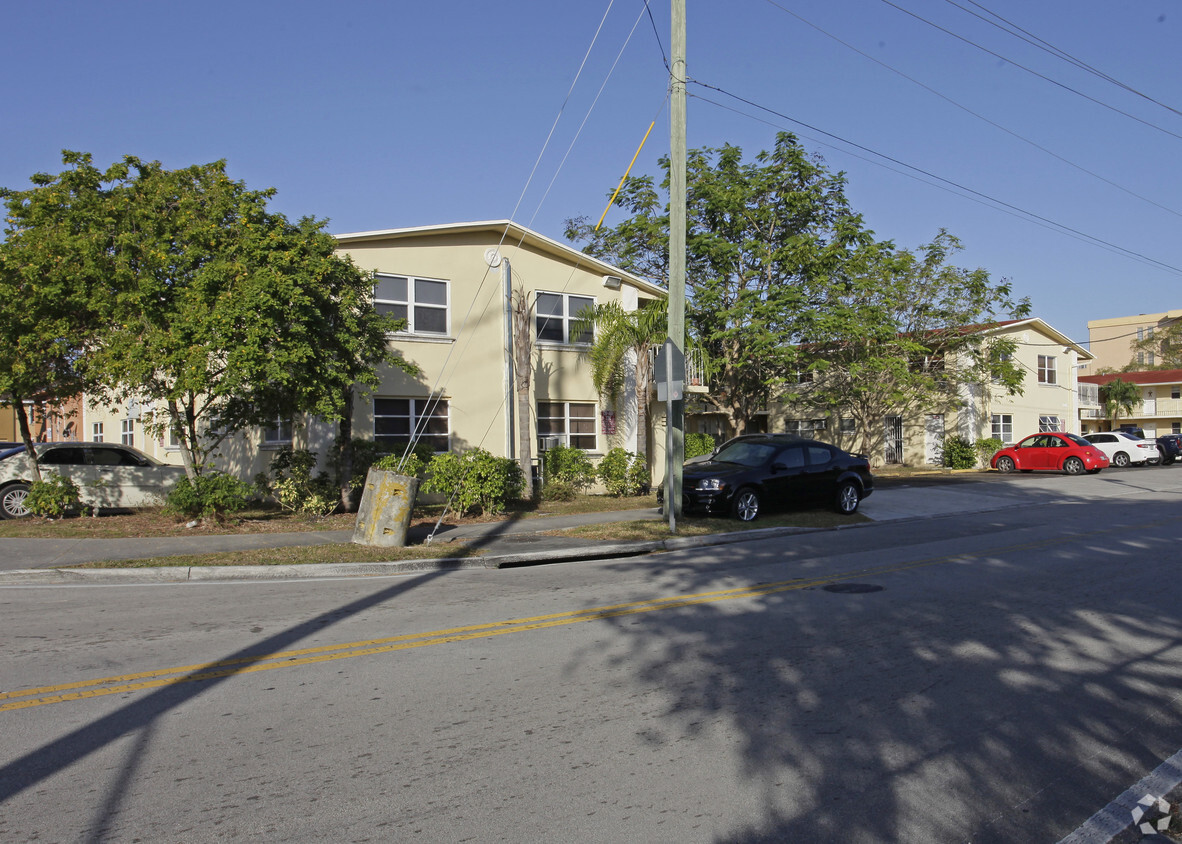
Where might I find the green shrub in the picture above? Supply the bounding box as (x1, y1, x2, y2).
(974, 437, 1004, 468)
(597, 448, 649, 497)
(941, 435, 977, 469)
(685, 433, 715, 460)
(165, 472, 251, 519)
(25, 473, 82, 518)
(543, 444, 594, 490)
(421, 448, 523, 516)
(371, 445, 431, 479)
(256, 448, 338, 516)
(539, 479, 578, 502)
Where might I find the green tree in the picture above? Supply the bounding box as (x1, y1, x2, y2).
(1101, 377, 1141, 425)
(576, 300, 668, 464)
(0, 152, 130, 480)
(568, 132, 879, 437)
(782, 231, 1028, 456)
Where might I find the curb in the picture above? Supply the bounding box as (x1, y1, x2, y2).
(0, 528, 824, 585)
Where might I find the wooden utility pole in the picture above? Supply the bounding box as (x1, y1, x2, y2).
(666, 0, 687, 526)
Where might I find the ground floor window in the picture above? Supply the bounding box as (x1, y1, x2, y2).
(538, 401, 596, 450)
(121, 419, 134, 447)
(785, 419, 827, 435)
(1038, 415, 1062, 432)
(92, 422, 104, 443)
(992, 414, 1013, 444)
(374, 397, 450, 452)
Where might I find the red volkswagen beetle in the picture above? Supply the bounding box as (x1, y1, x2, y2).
(991, 432, 1110, 475)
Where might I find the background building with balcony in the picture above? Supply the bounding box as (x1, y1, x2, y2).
(1078, 369, 1182, 437)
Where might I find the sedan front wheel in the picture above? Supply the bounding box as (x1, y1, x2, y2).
(731, 487, 760, 522)
(1112, 452, 1131, 468)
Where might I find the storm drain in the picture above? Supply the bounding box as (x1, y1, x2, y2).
(821, 583, 884, 594)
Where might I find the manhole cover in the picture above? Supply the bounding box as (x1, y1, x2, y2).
(821, 583, 884, 594)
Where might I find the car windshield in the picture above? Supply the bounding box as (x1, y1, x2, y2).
(711, 441, 777, 467)
(1065, 434, 1091, 447)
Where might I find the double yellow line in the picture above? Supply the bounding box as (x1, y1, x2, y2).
(2, 519, 1162, 714)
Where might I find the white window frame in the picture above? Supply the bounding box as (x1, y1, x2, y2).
(92, 422, 104, 443)
(263, 418, 292, 445)
(121, 419, 134, 447)
(374, 397, 450, 453)
(1038, 415, 1062, 432)
(538, 401, 597, 451)
(535, 292, 595, 346)
(374, 274, 450, 336)
(1037, 355, 1057, 385)
(992, 414, 1013, 444)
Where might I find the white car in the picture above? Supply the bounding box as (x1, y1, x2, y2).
(0, 442, 186, 518)
(1082, 432, 1160, 468)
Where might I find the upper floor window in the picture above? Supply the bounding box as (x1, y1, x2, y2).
(375, 274, 449, 335)
(1037, 355, 1057, 385)
(536, 292, 594, 345)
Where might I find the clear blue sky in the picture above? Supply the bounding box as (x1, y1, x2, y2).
(4, 0, 1179, 346)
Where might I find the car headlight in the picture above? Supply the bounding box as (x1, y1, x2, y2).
(696, 478, 724, 491)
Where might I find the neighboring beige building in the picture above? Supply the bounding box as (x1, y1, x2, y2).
(1078, 369, 1182, 438)
(754, 318, 1093, 467)
(1082, 309, 1182, 374)
(83, 221, 669, 484)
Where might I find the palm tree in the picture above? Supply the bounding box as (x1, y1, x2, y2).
(579, 300, 668, 463)
(1101, 377, 1141, 427)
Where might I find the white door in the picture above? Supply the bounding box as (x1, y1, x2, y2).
(925, 414, 945, 465)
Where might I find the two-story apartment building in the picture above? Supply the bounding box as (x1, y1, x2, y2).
(81, 221, 668, 484)
(758, 318, 1092, 466)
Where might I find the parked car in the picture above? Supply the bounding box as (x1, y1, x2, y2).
(657, 434, 874, 521)
(1118, 424, 1147, 439)
(1082, 431, 1161, 467)
(0, 443, 186, 519)
(1158, 433, 1181, 466)
(991, 432, 1109, 475)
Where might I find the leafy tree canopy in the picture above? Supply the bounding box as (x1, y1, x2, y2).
(567, 132, 881, 436)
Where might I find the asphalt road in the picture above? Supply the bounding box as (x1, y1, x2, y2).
(2, 477, 1181, 842)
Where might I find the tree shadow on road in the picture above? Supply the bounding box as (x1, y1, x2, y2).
(569, 498, 1182, 842)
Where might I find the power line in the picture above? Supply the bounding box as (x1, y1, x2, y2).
(688, 79, 1182, 277)
(760, 0, 1182, 220)
(945, 0, 1182, 120)
(878, 0, 1182, 143)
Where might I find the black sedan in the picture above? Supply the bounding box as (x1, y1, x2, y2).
(660, 434, 874, 521)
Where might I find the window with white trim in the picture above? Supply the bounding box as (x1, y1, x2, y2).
(374, 274, 449, 335)
(264, 418, 292, 444)
(538, 401, 596, 450)
(374, 398, 450, 452)
(536, 292, 594, 345)
(839, 417, 856, 435)
(121, 419, 134, 447)
(785, 419, 827, 435)
(991, 414, 1013, 444)
(92, 422, 104, 443)
(1038, 415, 1062, 432)
(1037, 355, 1057, 385)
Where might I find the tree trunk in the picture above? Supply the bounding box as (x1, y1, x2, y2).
(338, 387, 356, 512)
(634, 347, 651, 463)
(168, 399, 200, 483)
(513, 288, 534, 499)
(14, 397, 42, 483)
